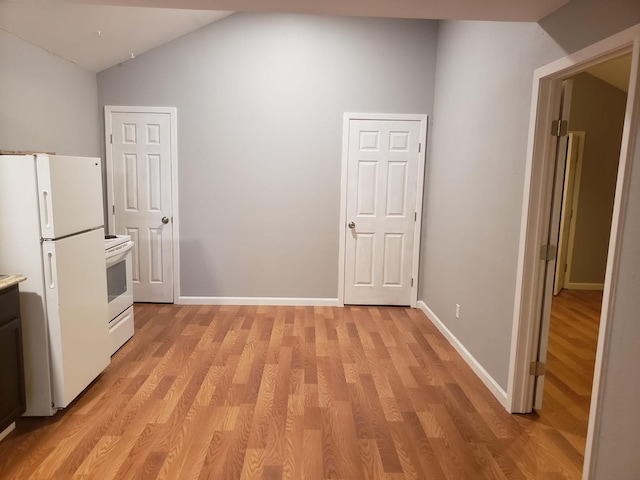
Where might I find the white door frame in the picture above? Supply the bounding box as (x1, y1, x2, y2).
(338, 113, 428, 308)
(506, 25, 640, 479)
(104, 105, 181, 303)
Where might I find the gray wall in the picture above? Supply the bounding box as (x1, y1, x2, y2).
(567, 73, 626, 285)
(0, 30, 99, 157)
(98, 13, 438, 299)
(420, 20, 565, 388)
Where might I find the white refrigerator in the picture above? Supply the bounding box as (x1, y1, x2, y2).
(0, 154, 110, 416)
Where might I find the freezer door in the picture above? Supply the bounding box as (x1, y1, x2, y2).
(37, 155, 104, 239)
(42, 228, 110, 409)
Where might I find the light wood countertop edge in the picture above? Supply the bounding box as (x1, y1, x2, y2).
(0, 274, 27, 290)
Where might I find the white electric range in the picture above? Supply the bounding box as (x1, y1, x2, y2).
(105, 234, 134, 354)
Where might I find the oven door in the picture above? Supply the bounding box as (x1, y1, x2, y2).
(105, 241, 134, 321)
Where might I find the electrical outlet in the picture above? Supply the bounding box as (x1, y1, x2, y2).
(455, 304, 460, 319)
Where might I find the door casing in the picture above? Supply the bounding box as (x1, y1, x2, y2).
(104, 105, 181, 304)
(338, 113, 428, 308)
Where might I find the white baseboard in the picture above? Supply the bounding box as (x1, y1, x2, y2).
(565, 282, 605, 291)
(177, 296, 340, 307)
(417, 301, 509, 409)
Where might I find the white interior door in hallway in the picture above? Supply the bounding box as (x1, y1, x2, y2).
(553, 131, 585, 296)
(341, 115, 426, 306)
(106, 107, 177, 303)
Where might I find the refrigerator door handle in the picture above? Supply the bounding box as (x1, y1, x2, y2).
(47, 251, 56, 289)
(42, 189, 52, 229)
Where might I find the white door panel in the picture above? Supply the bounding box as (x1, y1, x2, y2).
(110, 111, 173, 303)
(344, 119, 421, 306)
(42, 228, 110, 408)
(36, 155, 104, 239)
(533, 80, 573, 410)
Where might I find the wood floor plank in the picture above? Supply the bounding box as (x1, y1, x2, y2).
(281, 400, 303, 480)
(388, 420, 427, 479)
(535, 289, 601, 472)
(357, 439, 387, 480)
(302, 429, 323, 480)
(73, 435, 120, 478)
(157, 406, 218, 480)
(0, 301, 595, 479)
(239, 448, 265, 480)
(263, 346, 292, 466)
(197, 430, 231, 480)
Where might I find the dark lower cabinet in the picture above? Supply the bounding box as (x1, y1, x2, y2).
(0, 285, 26, 433)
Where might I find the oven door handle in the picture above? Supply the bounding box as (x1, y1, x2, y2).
(106, 240, 134, 262)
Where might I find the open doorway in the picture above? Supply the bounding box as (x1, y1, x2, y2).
(507, 27, 640, 477)
(538, 55, 631, 463)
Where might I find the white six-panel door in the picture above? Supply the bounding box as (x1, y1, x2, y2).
(343, 118, 423, 306)
(108, 110, 174, 303)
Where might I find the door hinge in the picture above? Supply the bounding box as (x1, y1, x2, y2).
(540, 244, 557, 261)
(414, 212, 417, 221)
(529, 361, 546, 376)
(110, 133, 113, 144)
(411, 278, 414, 287)
(551, 119, 568, 137)
(112, 204, 115, 215)
(418, 143, 422, 153)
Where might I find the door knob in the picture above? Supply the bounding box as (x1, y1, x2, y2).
(161, 216, 169, 224)
(348, 222, 355, 229)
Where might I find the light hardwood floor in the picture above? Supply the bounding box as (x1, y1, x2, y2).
(536, 289, 602, 465)
(0, 303, 596, 479)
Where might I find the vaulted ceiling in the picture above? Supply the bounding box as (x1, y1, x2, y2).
(0, 0, 569, 72)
